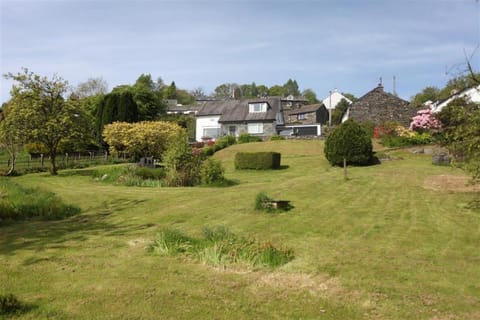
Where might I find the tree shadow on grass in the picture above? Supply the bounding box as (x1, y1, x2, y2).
(0, 198, 153, 257)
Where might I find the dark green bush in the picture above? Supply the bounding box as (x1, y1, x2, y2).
(235, 152, 281, 170)
(237, 133, 262, 144)
(324, 120, 373, 166)
(200, 158, 225, 185)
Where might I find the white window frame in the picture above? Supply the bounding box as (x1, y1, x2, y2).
(203, 127, 220, 138)
(247, 123, 264, 134)
(248, 102, 267, 113)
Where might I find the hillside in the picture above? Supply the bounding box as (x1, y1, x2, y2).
(1, 140, 479, 319)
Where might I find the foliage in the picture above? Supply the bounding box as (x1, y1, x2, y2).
(158, 114, 196, 141)
(331, 98, 350, 125)
(436, 98, 480, 181)
(4, 68, 92, 175)
(324, 120, 373, 166)
(254, 192, 273, 210)
(200, 158, 225, 185)
(302, 88, 319, 104)
(148, 227, 294, 269)
(0, 102, 22, 175)
(269, 135, 286, 141)
(95, 88, 139, 142)
(0, 293, 22, 315)
(214, 135, 236, 149)
(0, 178, 80, 223)
(163, 132, 203, 186)
(283, 79, 300, 96)
(409, 108, 442, 132)
(103, 121, 183, 161)
(234, 152, 281, 170)
(410, 86, 441, 106)
(92, 165, 164, 187)
(237, 133, 262, 144)
(75, 77, 108, 98)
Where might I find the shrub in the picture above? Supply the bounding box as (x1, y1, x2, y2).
(163, 134, 202, 187)
(237, 133, 262, 144)
(235, 152, 281, 170)
(324, 120, 373, 166)
(215, 135, 236, 149)
(134, 166, 165, 180)
(200, 158, 225, 185)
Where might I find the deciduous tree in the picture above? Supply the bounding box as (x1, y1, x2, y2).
(4, 68, 91, 175)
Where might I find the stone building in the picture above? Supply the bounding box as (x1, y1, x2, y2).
(344, 84, 417, 126)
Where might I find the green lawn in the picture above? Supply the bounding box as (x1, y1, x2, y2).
(1, 140, 479, 319)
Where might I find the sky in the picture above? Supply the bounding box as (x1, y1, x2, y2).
(1, 0, 479, 104)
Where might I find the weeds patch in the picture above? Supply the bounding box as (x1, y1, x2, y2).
(148, 226, 294, 269)
(0, 178, 80, 224)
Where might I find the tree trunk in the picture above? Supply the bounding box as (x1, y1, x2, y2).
(6, 154, 16, 176)
(50, 153, 58, 175)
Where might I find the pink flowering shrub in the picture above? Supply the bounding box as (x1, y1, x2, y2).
(409, 109, 441, 132)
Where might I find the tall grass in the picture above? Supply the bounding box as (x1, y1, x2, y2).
(0, 178, 80, 223)
(148, 226, 294, 269)
(92, 165, 165, 187)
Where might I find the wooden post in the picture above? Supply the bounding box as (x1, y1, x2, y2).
(343, 158, 347, 180)
(65, 153, 69, 166)
(40, 154, 44, 168)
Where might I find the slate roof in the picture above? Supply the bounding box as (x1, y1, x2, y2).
(288, 103, 323, 115)
(347, 84, 416, 126)
(196, 98, 281, 123)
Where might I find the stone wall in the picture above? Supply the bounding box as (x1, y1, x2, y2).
(348, 85, 418, 127)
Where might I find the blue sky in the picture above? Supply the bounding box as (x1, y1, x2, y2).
(1, 0, 479, 103)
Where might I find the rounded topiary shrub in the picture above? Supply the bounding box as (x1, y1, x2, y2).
(324, 120, 373, 166)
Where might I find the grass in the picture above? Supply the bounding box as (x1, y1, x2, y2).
(0, 140, 479, 319)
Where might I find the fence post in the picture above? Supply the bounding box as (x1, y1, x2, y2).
(104, 151, 108, 161)
(65, 153, 69, 167)
(41, 154, 44, 168)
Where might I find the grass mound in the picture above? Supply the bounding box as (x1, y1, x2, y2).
(148, 226, 294, 269)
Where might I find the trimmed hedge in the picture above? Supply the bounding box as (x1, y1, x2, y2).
(235, 152, 281, 170)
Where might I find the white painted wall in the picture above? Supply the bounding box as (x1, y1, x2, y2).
(196, 115, 221, 141)
(432, 85, 480, 113)
(322, 89, 352, 110)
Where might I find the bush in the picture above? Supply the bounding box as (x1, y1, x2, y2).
(270, 135, 286, 141)
(215, 135, 236, 149)
(237, 133, 262, 144)
(163, 134, 202, 187)
(235, 152, 281, 170)
(200, 158, 225, 185)
(324, 120, 373, 166)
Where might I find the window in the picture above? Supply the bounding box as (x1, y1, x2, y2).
(203, 128, 220, 138)
(248, 102, 267, 113)
(297, 113, 306, 120)
(247, 123, 264, 134)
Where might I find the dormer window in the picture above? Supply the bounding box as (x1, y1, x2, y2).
(249, 102, 268, 113)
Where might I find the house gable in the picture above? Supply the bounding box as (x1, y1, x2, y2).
(346, 84, 416, 126)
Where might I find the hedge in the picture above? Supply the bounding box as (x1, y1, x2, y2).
(234, 152, 281, 170)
